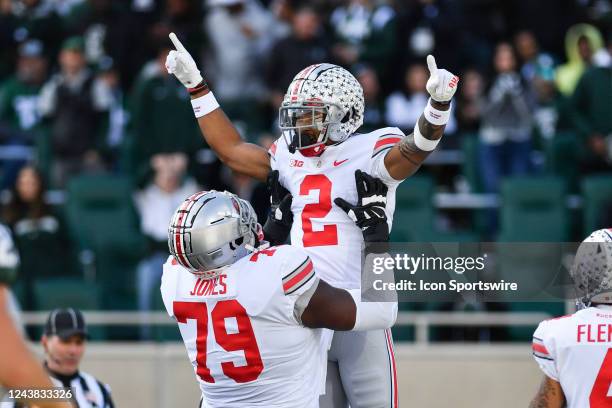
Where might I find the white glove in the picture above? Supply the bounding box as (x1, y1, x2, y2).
(166, 32, 203, 89)
(425, 55, 459, 102)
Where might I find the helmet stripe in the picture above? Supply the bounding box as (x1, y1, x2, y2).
(173, 192, 208, 270)
(292, 64, 321, 97)
(179, 192, 209, 269)
(305, 64, 337, 80)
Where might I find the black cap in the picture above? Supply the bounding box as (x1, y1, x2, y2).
(44, 308, 88, 340)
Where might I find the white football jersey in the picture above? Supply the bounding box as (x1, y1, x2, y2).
(270, 127, 405, 289)
(161, 245, 328, 408)
(533, 306, 612, 407)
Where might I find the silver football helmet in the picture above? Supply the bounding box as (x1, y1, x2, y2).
(571, 228, 612, 307)
(279, 63, 364, 156)
(168, 191, 262, 279)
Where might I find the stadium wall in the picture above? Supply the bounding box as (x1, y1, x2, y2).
(30, 343, 541, 407)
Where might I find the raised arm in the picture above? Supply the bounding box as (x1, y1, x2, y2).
(192, 107, 271, 181)
(166, 33, 270, 181)
(383, 55, 459, 180)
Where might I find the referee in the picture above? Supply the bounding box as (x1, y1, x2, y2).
(10, 308, 114, 408)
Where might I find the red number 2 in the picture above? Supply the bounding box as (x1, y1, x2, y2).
(300, 175, 338, 247)
(173, 300, 264, 383)
(590, 348, 612, 406)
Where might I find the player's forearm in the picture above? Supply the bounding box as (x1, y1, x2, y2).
(529, 376, 566, 408)
(384, 100, 449, 180)
(191, 89, 270, 181)
(191, 88, 242, 157)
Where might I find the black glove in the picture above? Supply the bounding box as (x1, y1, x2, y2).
(263, 170, 293, 245)
(334, 170, 389, 243)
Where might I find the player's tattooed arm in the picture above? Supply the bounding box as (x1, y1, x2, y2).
(529, 375, 566, 408)
(383, 100, 450, 180)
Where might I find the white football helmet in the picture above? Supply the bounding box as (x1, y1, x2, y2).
(279, 63, 364, 156)
(168, 190, 263, 280)
(571, 228, 612, 307)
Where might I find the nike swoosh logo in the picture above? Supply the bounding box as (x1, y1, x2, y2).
(333, 159, 349, 166)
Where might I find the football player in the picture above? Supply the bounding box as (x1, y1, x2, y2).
(530, 228, 612, 408)
(161, 186, 397, 408)
(165, 32, 458, 407)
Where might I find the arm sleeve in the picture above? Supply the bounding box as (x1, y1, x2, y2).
(347, 289, 397, 331)
(532, 321, 559, 381)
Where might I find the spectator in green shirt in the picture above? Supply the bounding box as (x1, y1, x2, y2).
(0, 39, 48, 188)
(126, 43, 204, 187)
(570, 62, 612, 173)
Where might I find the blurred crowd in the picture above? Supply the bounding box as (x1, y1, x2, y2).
(0, 0, 610, 321)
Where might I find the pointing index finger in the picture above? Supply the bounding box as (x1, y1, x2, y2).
(426, 55, 437, 74)
(169, 32, 187, 52)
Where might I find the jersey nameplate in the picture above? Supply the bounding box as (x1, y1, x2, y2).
(179, 273, 237, 300)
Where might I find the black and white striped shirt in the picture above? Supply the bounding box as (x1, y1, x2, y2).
(4, 365, 114, 408)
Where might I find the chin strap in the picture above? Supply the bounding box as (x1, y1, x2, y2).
(191, 265, 229, 280)
(245, 241, 270, 253)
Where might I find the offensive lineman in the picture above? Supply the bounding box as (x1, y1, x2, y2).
(161, 187, 396, 407)
(165, 32, 459, 407)
(530, 228, 612, 407)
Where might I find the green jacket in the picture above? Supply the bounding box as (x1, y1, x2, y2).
(570, 66, 612, 138)
(127, 68, 203, 186)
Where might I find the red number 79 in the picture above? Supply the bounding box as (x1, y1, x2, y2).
(173, 300, 264, 383)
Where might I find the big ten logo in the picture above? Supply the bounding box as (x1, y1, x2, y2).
(290, 159, 304, 167)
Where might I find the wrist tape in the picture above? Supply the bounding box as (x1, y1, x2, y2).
(191, 92, 220, 118)
(413, 122, 440, 151)
(423, 98, 451, 125)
